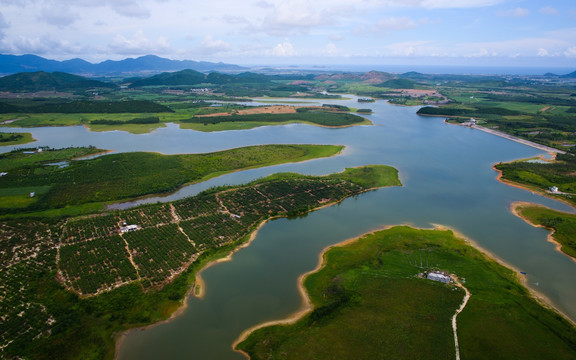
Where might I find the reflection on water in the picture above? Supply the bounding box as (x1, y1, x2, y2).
(2, 97, 575, 359)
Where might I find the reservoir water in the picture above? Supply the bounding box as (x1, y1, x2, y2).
(2, 97, 575, 359)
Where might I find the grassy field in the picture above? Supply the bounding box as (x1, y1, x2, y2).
(513, 203, 576, 259)
(237, 226, 576, 360)
(0, 165, 400, 360)
(180, 111, 371, 132)
(0, 144, 344, 214)
(0, 132, 35, 146)
(495, 152, 576, 206)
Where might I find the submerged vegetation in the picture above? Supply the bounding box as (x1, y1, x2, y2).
(0, 165, 400, 360)
(237, 226, 576, 359)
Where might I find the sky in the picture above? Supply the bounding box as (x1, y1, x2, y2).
(0, 0, 575, 68)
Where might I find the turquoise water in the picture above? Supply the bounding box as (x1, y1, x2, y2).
(2, 97, 575, 359)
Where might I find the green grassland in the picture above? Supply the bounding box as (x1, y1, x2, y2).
(513, 203, 576, 259)
(495, 153, 576, 206)
(237, 226, 576, 360)
(180, 111, 370, 131)
(0, 165, 400, 360)
(0, 144, 344, 214)
(0, 132, 35, 146)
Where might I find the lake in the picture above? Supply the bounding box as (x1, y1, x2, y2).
(2, 97, 575, 359)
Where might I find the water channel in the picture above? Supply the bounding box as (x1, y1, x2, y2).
(2, 97, 575, 359)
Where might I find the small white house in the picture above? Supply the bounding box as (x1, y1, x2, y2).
(427, 271, 451, 284)
(30, 192, 35, 197)
(0, 172, 7, 176)
(120, 224, 139, 233)
(550, 186, 559, 193)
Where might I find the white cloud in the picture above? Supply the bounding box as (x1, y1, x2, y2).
(196, 35, 231, 55)
(467, 48, 497, 57)
(539, 6, 558, 15)
(261, 0, 330, 35)
(496, 7, 530, 18)
(385, 40, 434, 56)
(565, 46, 576, 57)
(0, 12, 8, 40)
(111, 1, 151, 19)
(38, 6, 78, 28)
(323, 43, 338, 56)
(269, 41, 297, 56)
(537, 48, 548, 56)
(363, 0, 505, 9)
(1, 35, 85, 56)
(373, 17, 419, 32)
(108, 31, 171, 55)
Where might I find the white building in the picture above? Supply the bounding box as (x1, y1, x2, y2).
(120, 224, 139, 233)
(427, 271, 451, 284)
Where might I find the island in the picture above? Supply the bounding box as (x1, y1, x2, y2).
(236, 226, 576, 359)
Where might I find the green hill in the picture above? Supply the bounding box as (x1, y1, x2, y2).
(129, 70, 273, 87)
(378, 78, 417, 89)
(0, 71, 116, 92)
(128, 69, 206, 87)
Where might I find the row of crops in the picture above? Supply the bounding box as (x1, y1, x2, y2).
(125, 224, 196, 287)
(59, 235, 138, 294)
(56, 177, 366, 295)
(0, 241, 59, 355)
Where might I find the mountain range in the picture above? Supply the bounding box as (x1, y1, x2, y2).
(0, 54, 246, 75)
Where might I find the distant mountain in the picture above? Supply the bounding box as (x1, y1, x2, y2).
(128, 70, 272, 87)
(0, 54, 246, 75)
(0, 71, 116, 92)
(560, 70, 576, 78)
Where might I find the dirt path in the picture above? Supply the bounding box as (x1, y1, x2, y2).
(452, 277, 471, 360)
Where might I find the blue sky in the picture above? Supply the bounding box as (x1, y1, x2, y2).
(0, 0, 575, 68)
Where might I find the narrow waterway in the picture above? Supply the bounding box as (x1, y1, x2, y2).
(2, 97, 575, 359)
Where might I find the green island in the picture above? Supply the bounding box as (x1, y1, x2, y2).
(0, 132, 35, 146)
(494, 152, 576, 206)
(236, 226, 576, 359)
(512, 202, 576, 260)
(0, 165, 400, 360)
(179, 111, 370, 132)
(0, 144, 343, 216)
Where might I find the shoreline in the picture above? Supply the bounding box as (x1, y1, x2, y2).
(510, 202, 576, 264)
(231, 222, 576, 359)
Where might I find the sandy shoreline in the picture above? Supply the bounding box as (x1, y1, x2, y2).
(231, 222, 576, 358)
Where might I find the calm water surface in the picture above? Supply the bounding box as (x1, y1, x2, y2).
(2, 97, 575, 359)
